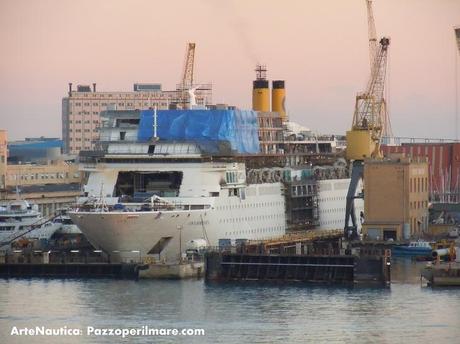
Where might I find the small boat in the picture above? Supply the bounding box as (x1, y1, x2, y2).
(392, 240, 433, 256)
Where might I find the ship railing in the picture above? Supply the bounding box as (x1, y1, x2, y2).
(0, 210, 32, 215)
(205, 245, 341, 256)
(74, 201, 211, 213)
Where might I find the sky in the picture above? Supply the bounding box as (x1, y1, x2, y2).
(0, 0, 459, 140)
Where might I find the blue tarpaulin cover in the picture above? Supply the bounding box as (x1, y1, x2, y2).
(137, 109, 260, 154)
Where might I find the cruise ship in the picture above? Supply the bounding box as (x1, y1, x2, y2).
(69, 107, 365, 262)
(69, 109, 286, 262)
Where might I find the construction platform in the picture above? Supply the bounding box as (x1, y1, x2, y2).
(206, 230, 391, 286)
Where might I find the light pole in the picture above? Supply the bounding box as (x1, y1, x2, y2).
(177, 225, 183, 262)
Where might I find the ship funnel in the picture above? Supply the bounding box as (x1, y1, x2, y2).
(272, 80, 287, 122)
(252, 64, 270, 112)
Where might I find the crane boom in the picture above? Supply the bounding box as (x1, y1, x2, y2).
(181, 42, 196, 90)
(177, 42, 196, 108)
(366, 0, 393, 139)
(366, 0, 378, 74)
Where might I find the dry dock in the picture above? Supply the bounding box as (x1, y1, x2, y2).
(205, 230, 391, 286)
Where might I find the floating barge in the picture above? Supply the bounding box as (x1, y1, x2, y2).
(205, 230, 391, 286)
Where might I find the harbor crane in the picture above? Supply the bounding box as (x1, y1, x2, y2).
(344, 0, 390, 239)
(179, 42, 196, 108)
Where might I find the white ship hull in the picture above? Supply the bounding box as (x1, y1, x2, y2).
(70, 183, 286, 262)
(317, 178, 364, 231)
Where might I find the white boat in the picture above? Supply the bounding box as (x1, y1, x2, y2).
(0, 200, 61, 245)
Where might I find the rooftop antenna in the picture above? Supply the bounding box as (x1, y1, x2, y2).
(255, 64, 267, 80)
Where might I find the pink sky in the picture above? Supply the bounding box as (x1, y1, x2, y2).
(0, 0, 459, 140)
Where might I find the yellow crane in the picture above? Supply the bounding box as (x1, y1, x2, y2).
(344, 0, 390, 239)
(178, 42, 196, 108)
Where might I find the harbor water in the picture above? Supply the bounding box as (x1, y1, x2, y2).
(1, 259, 460, 343)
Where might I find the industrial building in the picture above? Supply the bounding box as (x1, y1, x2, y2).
(3, 160, 82, 217)
(7, 137, 63, 163)
(362, 156, 429, 240)
(0, 130, 82, 216)
(382, 142, 460, 202)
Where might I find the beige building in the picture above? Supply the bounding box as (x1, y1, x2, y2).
(0, 129, 83, 217)
(62, 83, 212, 155)
(0, 130, 7, 192)
(4, 160, 82, 216)
(362, 156, 429, 241)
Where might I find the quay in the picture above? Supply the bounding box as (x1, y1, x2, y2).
(421, 262, 460, 287)
(0, 262, 138, 279)
(0, 250, 139, 279)
(0, 230, 392, 282)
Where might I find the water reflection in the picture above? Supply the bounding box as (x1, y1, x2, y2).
(0, 260, 459, 344)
